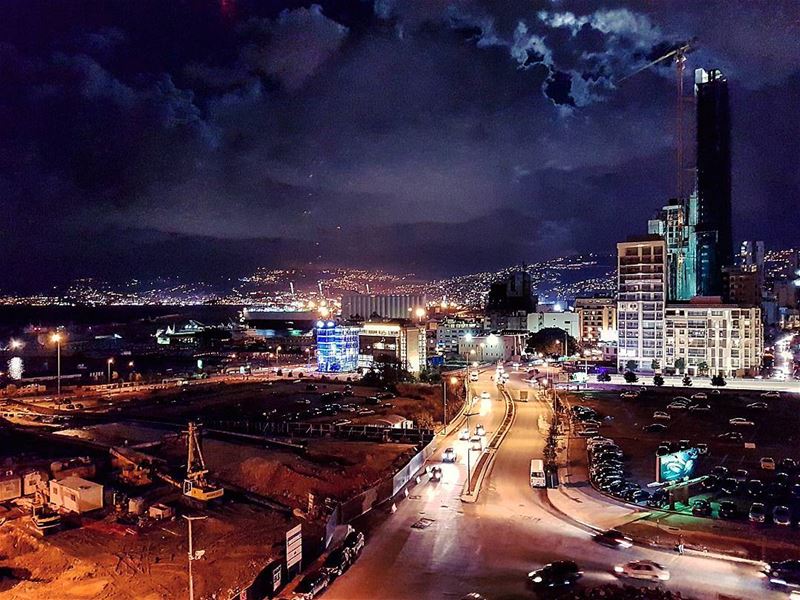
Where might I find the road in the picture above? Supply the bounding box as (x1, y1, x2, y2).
(325, 368, 784, 600)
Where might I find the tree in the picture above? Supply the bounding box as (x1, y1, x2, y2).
(711, 374, 727, 386)
(624, 371, 638, 383)
(526, 328, 577, 356)
(698, 361, 709, 376)
(625, 360, 638, 372)
(596, 371, 611, 382)
(653, 374, 665, 387)
(682, 374, 692, 387)
(674, 358, 686, 374)
(651, 359, 661, 371)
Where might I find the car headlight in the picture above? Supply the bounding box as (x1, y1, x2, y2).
(770, 578, 787, 585)
(532, 576, 542, 582)
(619, 541, 632, 548)
(659, 573, 670, 580)
(614, 566, 624, 573)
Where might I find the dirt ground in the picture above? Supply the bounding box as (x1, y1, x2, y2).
(0, 501, 290, 600)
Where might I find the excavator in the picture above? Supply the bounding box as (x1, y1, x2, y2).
(31, 491, 61, 535)
(174, 422, 224, 502)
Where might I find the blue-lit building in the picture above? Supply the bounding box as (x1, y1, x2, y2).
(315, 322, 359, 373)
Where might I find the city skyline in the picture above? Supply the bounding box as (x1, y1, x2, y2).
(1, 1, 799, 292)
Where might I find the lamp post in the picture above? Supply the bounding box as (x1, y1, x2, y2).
(183, 514, 208, 600)
(107, 358, 114, 384)
(276, 346, 282, 364)
(51, 333, 62, 398)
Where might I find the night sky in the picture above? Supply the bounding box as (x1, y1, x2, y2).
(2, 1, 799, 292)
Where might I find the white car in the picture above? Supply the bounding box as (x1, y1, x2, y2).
(459, 428, 470, 441)
(442, 447, 457, 463)
(653, 411, 671, 420)
(761, 391, 780, 398)
(620, 391, 639, 399)
(761, 457, 776, 470)
(729, 417, 754, 427)
(475, 424, 486, 437)
(667, 402, 688, 410)
(470, 372, 479, 382)
(470, 436, 483, 451)
(614, 560, 670, 581)
(691, 392, 708, 400)
(480, 391, 490, 400)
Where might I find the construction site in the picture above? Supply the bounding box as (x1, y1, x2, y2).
(0, 374, 462, 599)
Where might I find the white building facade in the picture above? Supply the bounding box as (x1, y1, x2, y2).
(664, 301, 763, 377)
(458, 333, 527, 363)
(526, 311, 580, 338)
(617, 238, 667, 373)
(435, 316, 485, 354)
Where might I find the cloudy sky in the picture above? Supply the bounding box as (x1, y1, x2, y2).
(1, 0, 798, 291)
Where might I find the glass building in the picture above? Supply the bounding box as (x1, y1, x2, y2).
(315, 322, 359, 373)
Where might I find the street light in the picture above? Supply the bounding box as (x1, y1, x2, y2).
(51, 333, 62, 398)
(183, 514, 208, 600)
(107, 358, 115, 384)
(9, 339, 22, 350)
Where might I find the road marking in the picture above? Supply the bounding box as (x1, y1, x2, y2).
(411, 518, 436, 529)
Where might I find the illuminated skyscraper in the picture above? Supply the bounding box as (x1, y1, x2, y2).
(648, 196, 697, 301)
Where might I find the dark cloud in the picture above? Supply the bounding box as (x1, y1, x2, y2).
(0, 0, 798, 292)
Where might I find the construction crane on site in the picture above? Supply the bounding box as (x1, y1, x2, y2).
(182, 422, 224, 502)
(617, 39, 697, 199)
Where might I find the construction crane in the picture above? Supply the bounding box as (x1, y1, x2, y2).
(617, 39, 697, 199)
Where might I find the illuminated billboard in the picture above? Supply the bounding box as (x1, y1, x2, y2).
(657, 447, 699, 483)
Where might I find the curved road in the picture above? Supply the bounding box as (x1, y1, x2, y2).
(325, 368, 781, 599)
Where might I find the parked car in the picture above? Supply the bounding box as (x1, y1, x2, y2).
(692, 499, 712, 517)
(614, 560, 670, 581)
(718, 500, 739, 519)
(667, 402, 689, 410)
(780, 458, 798, 471)
(442, 447, 457, 463)
(691, 392, 708, 400)
(719, 478, 739, 495)
(689, 403, 711, 412)
(733, 469, 749, 482)
(761, 391, 780, 398)
(696, 443, 709, 455)
(292, 570, 331, 600)
(647, 490, 668, 508)
(593, 529, 633, 548)
(643, 423, 667, 433)
(761, 457, 777, 470)
(749, 502, 767, 523)
(747, 479, 764, 498)
(747, 402, 769, 410)
(620, 391, 639, 399)
(528, 561, 582, 589)
(656, 445, 671, 457)
(344, 530, 365, 556)
(578, 429, 600, 437)
(774, 505, 792, 526)
(323, 547, 352, 578)
(717, 431, 743, 441)
(653, 411, 671, 420)
(701, 475, 719, 491)
(728, 417, 754, 427)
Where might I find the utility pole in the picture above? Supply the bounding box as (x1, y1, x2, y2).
(183, 514, 208, 600)
(442, 378, 447, 435)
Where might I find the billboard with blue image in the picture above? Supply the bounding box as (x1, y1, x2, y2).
(657, 447, 699, 483)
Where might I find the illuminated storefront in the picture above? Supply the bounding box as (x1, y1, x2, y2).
(315, 322, 359, 373)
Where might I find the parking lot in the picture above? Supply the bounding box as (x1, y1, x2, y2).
(570, 385, 800, 530)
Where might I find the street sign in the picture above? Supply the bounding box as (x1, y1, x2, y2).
(286, 524, 302, 569)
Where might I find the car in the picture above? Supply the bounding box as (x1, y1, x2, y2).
(475, 424, 486, 437)
(761, 457, 777, 470)
(344, 530, 365, 556)
(696, 443, 709, 455)
(780, 458, 798, 471)
(747, 402, 769, 410)
(305, 384, 319, 391)
(332, 419, 352, 427)
(323, 547, 352, 577)
(614, 560, 670, 581)
(442, 447, 457, 463)
(653, 411, 671, 420)
(292, 570, 330, 600)
(678, 439, 691, 450)
(667, 401, 688, 410)
(761, 391, 781, 398)
(647, 490, 668, 508)
(673, 396, 690, 403)
(691, 392, 708, 400)
(629, 490, 651, 503)
(643, 423, 667, 433)
(774, 505, 792, 526)
(430, 466, 443, 482)
(747, 479, 764, 498)
(470, 436, 483, 451)
(692, 499, 712, 517)
(764, 559, 800, 588)
(578, 429, 600, 437)
(594, 446, 623, 458)
(580, 419, 602, 428)
(718, 500, 739, 519)
(459, 428, 470, 441)
(719, 477, 739, 495)
(733, 469, 749, 482)
(749, 502, 767, 523)
(791, 484, 800, 500)
(717, 431, 743, 441)
(656, 445, 671, 457)
(357, 409, 375, 416)
(620, 391, 639, 399)
(729, 417, 755, 426)
(689, 403, 711, 412)
(587, 436, 613, 448)
(710, 388, 721, 395)
(480, 391, 490, 400)
(593, 529, 633, 548)
(528, 561, 582, 588)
